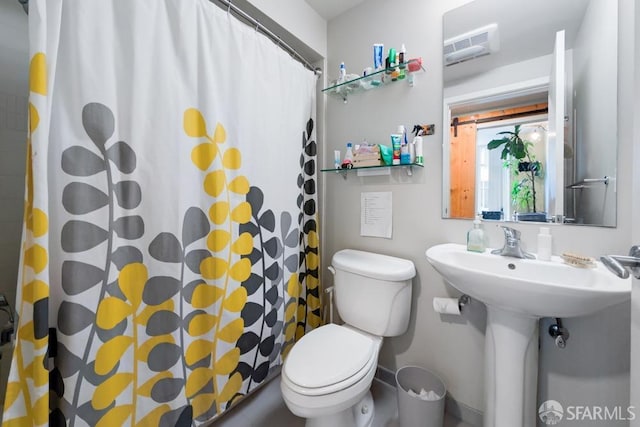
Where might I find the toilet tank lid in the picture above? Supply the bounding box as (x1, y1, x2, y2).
(332, 249, 416, 281)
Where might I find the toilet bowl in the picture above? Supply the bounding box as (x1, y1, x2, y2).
(280, 249, 415, 427)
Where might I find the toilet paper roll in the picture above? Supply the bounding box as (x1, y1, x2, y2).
(432, 297, 461, 315)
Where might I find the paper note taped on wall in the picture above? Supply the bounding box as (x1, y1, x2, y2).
(360, 191, 392, 239)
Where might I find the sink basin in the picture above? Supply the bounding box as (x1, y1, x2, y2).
(425, 243, 631, 427)
(426, 243, 630, 318)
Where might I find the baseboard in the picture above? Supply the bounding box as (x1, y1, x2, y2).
(375, 365, 483, 427)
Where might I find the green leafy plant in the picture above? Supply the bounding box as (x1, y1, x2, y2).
(488, 125, 542, 213)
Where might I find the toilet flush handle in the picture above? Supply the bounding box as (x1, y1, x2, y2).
(327, 266, 336, 275)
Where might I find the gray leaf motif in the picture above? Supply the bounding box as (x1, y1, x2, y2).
(240, 303, 263, 328)
(151, 378, 185, 403)
(33, 297, 48, 340)
(113, 215, 144, 240)
(182, 207, 210, 248)
(264, 237, 282, 258)
(61, 220, 108, 252)
(148, 342, 181, 372)
(62, 182, 108, 215)
(142, 276, 181, 306)
(61, 260, 104, 295)
(146, 310, 180, 336)
(114, 181, 142, 209)
(106, 141, 136, 174)
(246, 187, 264, 214)
(160, 405, 193, 427)
(259, 210, 276, 232)
(281, 212, 292, 233)
(82, 103, 115, 149)
(57, 301, 94, 335)
(111, 246, 143, 271)
(149, 232, 182, 263)
(284, 254, 298, 272)
(61, 146, 106, 177)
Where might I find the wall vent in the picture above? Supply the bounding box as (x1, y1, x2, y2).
(444, 23, 500, 66)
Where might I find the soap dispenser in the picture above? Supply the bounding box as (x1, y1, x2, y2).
(467, 215, 486, 252)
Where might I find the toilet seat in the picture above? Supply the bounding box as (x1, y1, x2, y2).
(283, 324, 379, 396)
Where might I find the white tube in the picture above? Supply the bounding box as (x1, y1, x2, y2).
(432, 297, 461, 315)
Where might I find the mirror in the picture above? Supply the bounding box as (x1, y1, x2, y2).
(442, 0, 618, 226)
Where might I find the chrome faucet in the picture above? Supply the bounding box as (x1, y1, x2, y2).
(601, 245, 640, 279)
(491, 226, 535, 259)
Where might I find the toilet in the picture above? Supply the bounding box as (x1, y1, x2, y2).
(281, 249, 416, 427)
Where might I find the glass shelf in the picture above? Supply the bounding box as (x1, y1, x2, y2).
(321, 162, 423, 179)
(322, 59, 425, 102)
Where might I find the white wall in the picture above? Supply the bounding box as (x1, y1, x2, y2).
(572, 0, 618, 226)
(0, 0, 28, 321)
(325, 0, 635, 418)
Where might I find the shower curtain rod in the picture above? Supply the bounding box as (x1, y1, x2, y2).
(213, 0, 320, 75)
(16, 0, 321, 75)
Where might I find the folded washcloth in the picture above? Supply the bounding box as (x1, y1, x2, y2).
(407, 388, 440, 401)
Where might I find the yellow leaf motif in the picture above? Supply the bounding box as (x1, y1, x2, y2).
(29, 103, 40, 135)
(22, 280, 49, 304)
(191, 143, 217, 171)
(96, 405, 133, 427)
(18, 321, 47, 350)
(95, 336, 134, 376)
(222, 287, 247, 312)
(25, 355, 48, 387)
(218, 372, 243, 403)
(217, 318, 244, 343)
(231, 233, 253, 255)
(228, 176, 250, 194)
(191, 284, 225, 309)
(200, 256, 228, 280)
(3, 417, 30, 427)
(185, 339, 214, 366)
(230, 201, 252, 224)
(307, 230, 319, 249)
(212, 123, 226, 144)
(284, 302, 297, 322)
(135, 404, 171, 427)
(229, 258, 251, 282)
(191, 393, 216, 418)
(306, 252, 319, 270)
(30, 208, 48, 237)
(32, 394, 49, 425)
(96, 297, 133, 330)
(29, 52, 47, 95)
(209, 201, 230, 225)
(287, 274, 300, 298)
(295, 325, 305, 341)
(284, 322, 296, 342)
(118, 263, 147, 309)
(92, 373, 134, 410)
(214, 348, 240, 375)
(184, 108, 208, 138)
(4, 382, 21, 409)
(186, 367, 214, 398)
(207, 230, 231, 252)
(222, 148, 242, 170)
(137, 372, 172, 397)
(24, 244, 47, 274)
(204, 170, 226, 198)
(138, 336, 175, 362)
(188, 313, 217, 336)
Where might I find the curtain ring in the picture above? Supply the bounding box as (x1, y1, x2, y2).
(255, 21, 260, 32)
(227, 0, 232, 14)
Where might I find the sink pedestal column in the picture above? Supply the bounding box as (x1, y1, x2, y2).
(484, 306, 539, 427)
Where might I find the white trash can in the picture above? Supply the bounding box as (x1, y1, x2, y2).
(395, 366, 446, 427)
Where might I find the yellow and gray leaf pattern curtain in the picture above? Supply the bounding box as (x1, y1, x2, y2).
(3, 0, 320, 426)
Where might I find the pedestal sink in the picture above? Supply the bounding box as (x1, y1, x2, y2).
(425, 243, 631, 427)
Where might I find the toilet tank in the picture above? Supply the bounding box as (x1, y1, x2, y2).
(331, 249, 415, 337)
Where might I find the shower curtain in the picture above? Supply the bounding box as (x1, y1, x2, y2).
(3, 0, 320, 426)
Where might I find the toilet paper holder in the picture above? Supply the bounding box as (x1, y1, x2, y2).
(458, 294, 470, 311)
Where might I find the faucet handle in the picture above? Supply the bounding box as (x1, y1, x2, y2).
(499, 225, 521, 240)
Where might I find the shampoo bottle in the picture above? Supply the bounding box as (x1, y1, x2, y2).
(467, 215, 486, 252)
(537, 227, 552, 261)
